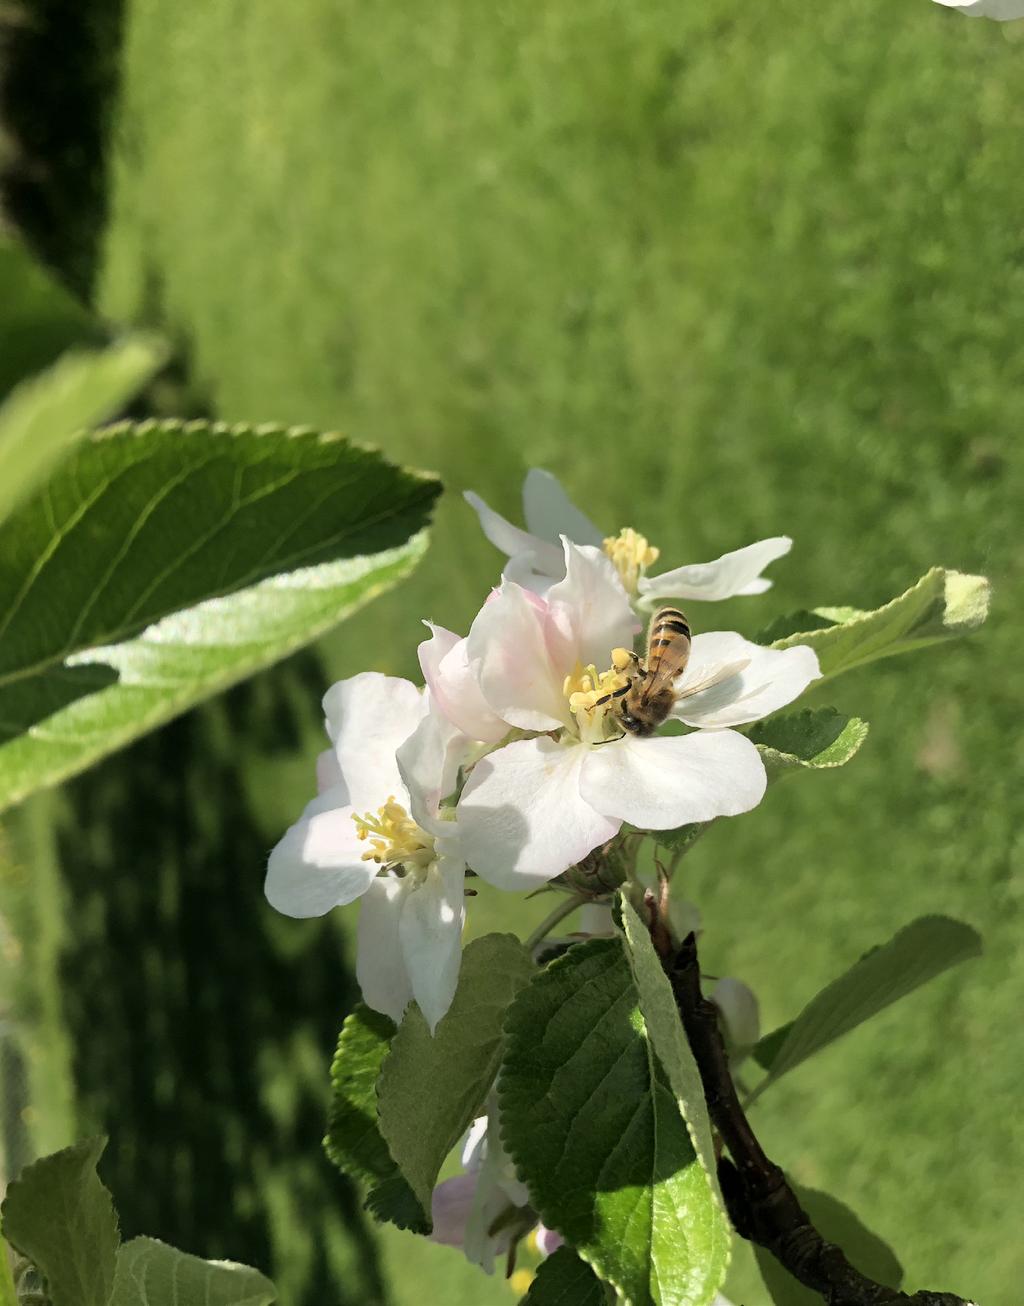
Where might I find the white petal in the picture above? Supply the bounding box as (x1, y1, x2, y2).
(418, 623, 507, 743)
(396, 705, 469, 831)
(467, 582, 569, 732)
(934, 0, 1024, 16)
(315, 748, 344, 796)
(710, 977, 761, 1050)
(356, 875, 413, 1024)
(521, 468, 604, 548)
(502, 552, 558, 597)
(399, 853, 466, 1033)
(463, 489, 565, 577)
(674, 632, 820, 728)
(579, 731, 767, 830)
(638, 536, 792, 605)
(461, 1116, 489, 1171)
(546, 540, 639, 669)
(322, 673, 427, 812)
(265, 805, 379, 917)
(459, 737, 620, 890)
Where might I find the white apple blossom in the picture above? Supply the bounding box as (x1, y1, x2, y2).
(933, 0, 1024, 18)
(465, 467, 791, 608)
(450, 540, 820, 890)
(264, 672, 469, 1032)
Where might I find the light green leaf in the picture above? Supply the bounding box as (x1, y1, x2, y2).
(110, 1237, 276, 1306)
(522, 1247, 608, 1305)
(0, 1136, 119, 1306)
(754, 1183, 902, 1304)
(749, 916, 982, 1101)
(749, 708, 869, 782)
(764, 567, 990, 680)
(500, 938, 728, 1306)
(0, 337, 165, 526)
(619, 896, 726, 1216)
(0, 420, 440, 812)
(324, 1005, 427, 1232)
(378, 934, 534, 1214)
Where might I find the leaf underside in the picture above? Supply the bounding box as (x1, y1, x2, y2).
(110, 1236, 277, 1306)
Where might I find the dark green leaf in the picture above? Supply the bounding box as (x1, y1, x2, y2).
(0, 1136, 119, 1306)
(521, 1248, 607, 1305)
(378, 934, 534, 1213)
(754, 1183, 902, 1305)
(749, 708, 869, 782)
(324, 1005, 427, 1232)
(765, 567, 989, 681)
(110, 1237, 276, 1306)
(0, 420, 440, 811)
(750, 916, 982, 1100)
(500, 938, 729, 1306)
(0, 336, 165, 526)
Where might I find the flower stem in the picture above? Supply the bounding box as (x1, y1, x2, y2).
(525, 895, 587, 950)
(0, 1241, 18, 1306)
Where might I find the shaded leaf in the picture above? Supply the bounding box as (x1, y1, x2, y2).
(0, 1136, 119, 1306)
(110, 1237, 276, 1306)
(324, 1005, 427, 1232)
(0, 336, 165, 526)
(750, 916, 982, 1099)
(749, 708, 869, 783)
(500, 938, 728, 1306)
(764, 567, 990, 680)
(522, 1247, 608, 1305)
(754, 1183, 902, 1305)
(378, 934, 534, 1213)
(0, 420, 439, 811)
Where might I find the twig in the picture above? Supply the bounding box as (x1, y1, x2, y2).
(666, 932, 975, 1306)
(525, 895, 587, 951)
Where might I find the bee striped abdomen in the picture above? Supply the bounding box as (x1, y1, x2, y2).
(647, 607, 691, 672)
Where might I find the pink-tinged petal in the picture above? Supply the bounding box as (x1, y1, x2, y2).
(674, 632, 820, 728)
(467, 582, 569, 732)
(430, 1174, 478, 1247)
(396, 706, 469, 831)
(399, 854, 466, 1033)
(265, 805, 378, 917)
(459, 737, 620, 890)
(521, 468, 604, 548)
(638, 536, 792, 605)
(579, 730, 766, 830)
(418, 623, 507, 743)
(357, 876, 413, 1023)
(316, 748, 344, 796)
(463, 489, 565, 577)
(535, 1225, 564, 1257)
(547, 540, 639, 670)
(322, 673, 427, 812)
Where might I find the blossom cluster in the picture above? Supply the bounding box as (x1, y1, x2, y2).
(264, 470, 817, 1279)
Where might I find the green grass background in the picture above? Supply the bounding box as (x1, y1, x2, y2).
(4, 0, 1024, 1302)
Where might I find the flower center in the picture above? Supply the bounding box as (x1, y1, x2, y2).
(353, 797, 434, 871)
(602, 527, 660, 594)
(563, 652, 635, 745)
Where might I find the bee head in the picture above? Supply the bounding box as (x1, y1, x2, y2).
(618, 707, 656, 736)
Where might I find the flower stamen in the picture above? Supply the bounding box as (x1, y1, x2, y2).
(353, 797, 433, 869)
(563, 660, 631, 744)
(603, 527, 660, 594)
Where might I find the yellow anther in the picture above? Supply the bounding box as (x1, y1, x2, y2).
(610, 646, 634, 671)
(603, 527, 660, 594)
(508, 1270, 535, 1296)
(352, 797, 432, 867)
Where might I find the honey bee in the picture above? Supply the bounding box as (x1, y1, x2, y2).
(618, 606, 693, 736)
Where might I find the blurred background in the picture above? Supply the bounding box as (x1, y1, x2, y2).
(0, 2, 1021, 1303)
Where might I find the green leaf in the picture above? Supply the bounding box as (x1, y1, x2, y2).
(764, 567, 990, 680)
(754, 1183, 902, 1305)
(749, 708, 869, 783)
(0, 420, 440, 812)
(0, 1136, 119, 1306)
(618, 897, 726, 1215)
(522, 1247, 608, 1305)
(500, 938, 729, 1306)
(324, 1005, 427, 1232)
(749, 916, 982, 1100)
(378, 934, 534, 1214)
(0, 336, 165, 526)
(110, 1237, 276, 1306)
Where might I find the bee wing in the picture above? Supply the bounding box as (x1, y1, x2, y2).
(674, 657, 751, 702)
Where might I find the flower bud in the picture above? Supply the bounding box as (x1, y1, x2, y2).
(709, 977, 760, 1054)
